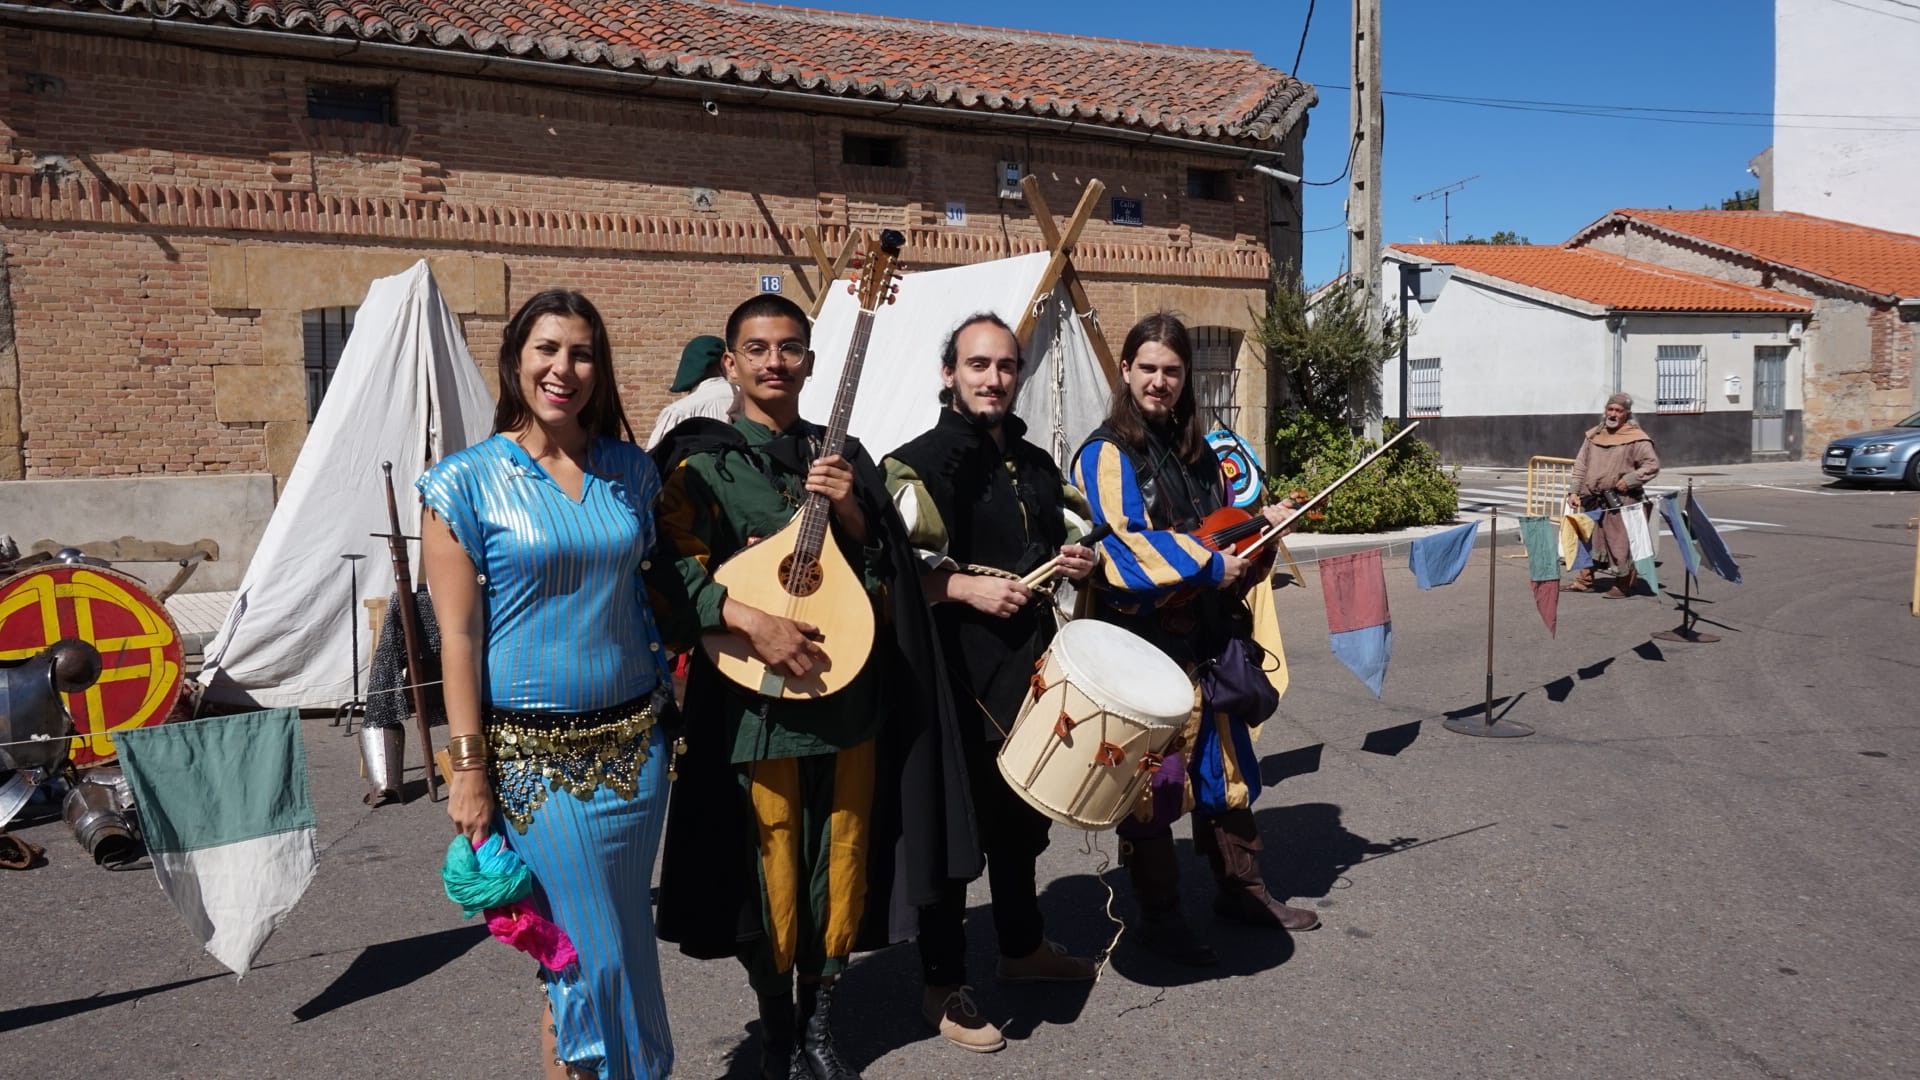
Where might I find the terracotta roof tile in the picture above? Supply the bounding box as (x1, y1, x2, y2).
(1578, 210, 1920, 300)
(1390, 244, 1813, 314)
(40, 0, 1309, 142)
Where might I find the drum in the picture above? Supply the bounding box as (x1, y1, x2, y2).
(997, 619, 1195, 831)
(0, 565, 185, 766)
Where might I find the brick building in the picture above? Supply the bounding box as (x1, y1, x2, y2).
(1569, 210, 1920, 457)
(0, 0, 1312, 574)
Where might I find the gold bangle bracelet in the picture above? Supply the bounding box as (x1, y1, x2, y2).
(447, 734, 486, 756)
(450, 756, 488, 772)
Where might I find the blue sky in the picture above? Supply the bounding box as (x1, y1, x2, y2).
(819, 1, 1775, 284)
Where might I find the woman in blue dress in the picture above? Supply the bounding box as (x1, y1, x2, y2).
(420, 289, 675, 1079)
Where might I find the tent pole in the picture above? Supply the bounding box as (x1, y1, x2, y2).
(1017, 175, 1116, 385)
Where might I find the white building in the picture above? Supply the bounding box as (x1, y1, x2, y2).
(1382, 245, 1812, 467)
(1771, 0, 1920, 235)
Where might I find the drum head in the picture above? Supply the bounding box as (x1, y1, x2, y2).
(1048, 619, 1193, 728)
(0, 565, 184, 766)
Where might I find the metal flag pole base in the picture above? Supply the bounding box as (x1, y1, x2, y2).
(1442, 713, 1535, 738)
(1652, 480, 1718, 644)
(1443, 502, 1535, 739)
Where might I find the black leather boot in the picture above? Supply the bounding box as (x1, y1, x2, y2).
(794, 979, 861, 1079)
(1121, 835, 1217, 965)
(756, 988, 797, 1080)
(1197, 809, 1320, 932)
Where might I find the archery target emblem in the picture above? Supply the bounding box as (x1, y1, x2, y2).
(1207, 428, 1266, 510)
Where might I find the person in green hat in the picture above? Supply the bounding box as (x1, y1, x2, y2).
(645, 333, 739, 448)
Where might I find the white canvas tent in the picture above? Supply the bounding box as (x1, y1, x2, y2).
(804, 251, 1113, 466)
(198, 261, 495, 708)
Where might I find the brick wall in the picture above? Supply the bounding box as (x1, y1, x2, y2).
(0, 26, 1288, 480)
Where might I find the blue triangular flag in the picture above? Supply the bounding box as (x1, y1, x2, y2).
(1686, 493, 1743, 585)
(1408, 521, 1480, 589)
(1658, 495, 1701, 578)
(1329, 624, 1393, 698)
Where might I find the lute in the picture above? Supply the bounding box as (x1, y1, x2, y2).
(700, 229, 904, 700)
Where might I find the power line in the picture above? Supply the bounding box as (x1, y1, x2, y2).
(1304, 83, 1920, 131)
(1819, 0, 1920, 24)
(1304, 131, 1361, 187)
(1290, 0, 1316, 76)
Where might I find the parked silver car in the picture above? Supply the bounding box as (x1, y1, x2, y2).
(1822, 411, 1920, 488)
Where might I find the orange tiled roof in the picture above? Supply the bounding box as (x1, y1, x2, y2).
(1390, 244, 1813, 314)
(1575, 210, 1920, 299)
(40, 0, 1310, 142)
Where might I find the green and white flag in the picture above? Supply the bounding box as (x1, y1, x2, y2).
(116, 708, 318, 976)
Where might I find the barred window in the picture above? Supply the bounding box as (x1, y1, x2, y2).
(304, 307, 356, 423)
(1190, 326, 1241, 433)
(1408, 356, 1442, 416)
(1655, 345, 1705, 413)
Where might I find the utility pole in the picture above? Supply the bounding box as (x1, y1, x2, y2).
(1348, 0, 1383, 434)
(1347, 0, 1382, 307)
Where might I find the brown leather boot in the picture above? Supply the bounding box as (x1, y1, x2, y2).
(1560, 568, 1596, 593)
(1603, 567, 1640, 599)
(1121, 835, 1216, 965)
(1197, 810, 1320, 932)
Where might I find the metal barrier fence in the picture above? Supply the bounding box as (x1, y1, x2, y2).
(1525, 456, 1575, 516)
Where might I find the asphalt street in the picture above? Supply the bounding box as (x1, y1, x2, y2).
(4, 472, 1917, 1079)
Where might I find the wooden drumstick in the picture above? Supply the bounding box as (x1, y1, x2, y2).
(1019, 524, 1112, 589)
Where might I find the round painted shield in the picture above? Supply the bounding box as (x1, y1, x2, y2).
(1207, 428, 1266, 510)
(0, 565, 184, 766)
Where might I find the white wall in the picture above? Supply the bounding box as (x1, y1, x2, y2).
(1775, 0, 1920, 235)
(1381, 260, 1804, 419)
(1616, 315, 1806, 415)
(1382, 268, 1610, 417)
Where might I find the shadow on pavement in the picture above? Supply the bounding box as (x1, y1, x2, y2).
(1258, 802, 1412, 904)
(292, 924, 489, 1021)
(1360, 720, 1423, 756)
(1261, 742, 1324, 784)
(0, 972, 229, 1033)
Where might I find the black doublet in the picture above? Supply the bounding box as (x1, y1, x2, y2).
(891, 410, 1070, 736)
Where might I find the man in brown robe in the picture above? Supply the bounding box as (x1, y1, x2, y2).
(1564, 392, 1661, 598)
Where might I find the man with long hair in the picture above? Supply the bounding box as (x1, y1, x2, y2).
(1071, 313, 1317, 967)
(884, 313, 1101, 1054)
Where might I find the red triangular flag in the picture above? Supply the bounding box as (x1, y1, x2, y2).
(1530, 579, 1558, 637)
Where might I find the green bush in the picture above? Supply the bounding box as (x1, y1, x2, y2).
(1272, 414, 1458, 534)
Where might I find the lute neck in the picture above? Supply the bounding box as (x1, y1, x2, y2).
(792, 305, 878, 562)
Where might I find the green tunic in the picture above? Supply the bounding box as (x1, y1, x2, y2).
(656, 417, 886, 762)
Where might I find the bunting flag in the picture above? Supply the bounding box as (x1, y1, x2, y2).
(1321, 549, 1391, 698)
(115, 709, 318, 976)
(1658, 495, 1702, 578)
(1686, 493, 1744, 585)
(1560, 510, 1594, 569)
(1517, 516, 1561, 636)
(1619, 503, 1660, 595)
(1408, 521, 1480, 589)
(1570, 509, 1604, 571)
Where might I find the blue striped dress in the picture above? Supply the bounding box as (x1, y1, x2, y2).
(419, 433, 673, 1080)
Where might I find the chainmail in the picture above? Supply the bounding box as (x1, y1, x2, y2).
(363, 586, 445, 731)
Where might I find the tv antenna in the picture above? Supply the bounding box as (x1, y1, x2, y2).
(1412, 175, 1479, 243)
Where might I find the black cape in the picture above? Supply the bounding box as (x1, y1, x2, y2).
(646, 418, 981, 959)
